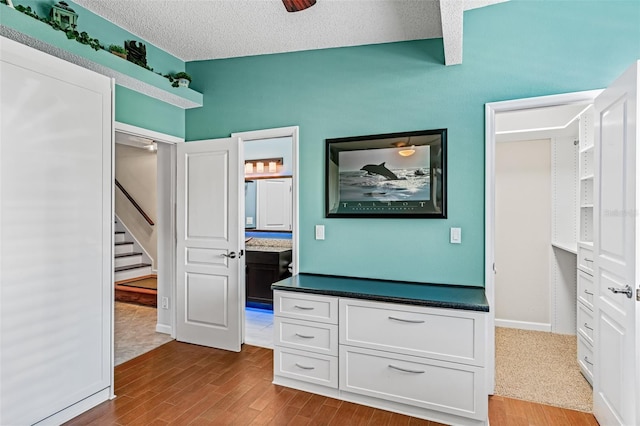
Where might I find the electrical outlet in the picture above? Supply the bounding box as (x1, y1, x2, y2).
(161, 297, 169, 309)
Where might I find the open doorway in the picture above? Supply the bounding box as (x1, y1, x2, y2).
(486, 92, 600, 412)
(113, 122, 182, 365)
(233, 127, 300, 349)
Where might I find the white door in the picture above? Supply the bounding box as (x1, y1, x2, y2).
(257, 177, 292, 231)
(593, 60, 639, 426)
(0, 37, 112, 424)
(176, 138, 244, 351)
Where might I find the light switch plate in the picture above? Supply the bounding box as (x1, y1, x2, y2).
(315, 225, 325, 240)
(246, 216, 253, 225)
(450, 227, 461, 244)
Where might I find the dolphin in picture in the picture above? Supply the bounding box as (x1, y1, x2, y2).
(360, 162, 399, 180)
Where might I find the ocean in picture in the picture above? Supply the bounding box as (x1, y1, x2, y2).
(339, 168, 430, 202)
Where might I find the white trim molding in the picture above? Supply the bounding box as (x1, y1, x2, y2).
(232, 126, 300, 277)
(494, 319, 552, 333)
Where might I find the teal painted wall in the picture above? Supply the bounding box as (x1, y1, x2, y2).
(7, 0, 186, 138)
(186, 0, 639, 286)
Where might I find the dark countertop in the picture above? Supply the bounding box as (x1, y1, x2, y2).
(272, 273, 489, 312)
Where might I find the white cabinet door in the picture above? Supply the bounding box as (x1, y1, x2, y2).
(593, 60, 639, 426)
(257, 178, 292, 231)
(176, 138, 244, 351)
(0, 37, 112, 425)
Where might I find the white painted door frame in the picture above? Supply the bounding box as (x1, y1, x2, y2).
(232, 126, 300, 276)
(114, 122, 183, 337)
(112, 124, 300, 342)
(484, 90, 602, 393)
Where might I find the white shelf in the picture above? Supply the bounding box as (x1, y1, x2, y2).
(579, 145, 594, 154)
(581, 204, 594, 208)
(552, 242, 578, 254)
(578, 241, 594, 248)
(580, 174, 594, 180)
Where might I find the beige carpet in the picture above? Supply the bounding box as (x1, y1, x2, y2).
(495, 327, 593, 413)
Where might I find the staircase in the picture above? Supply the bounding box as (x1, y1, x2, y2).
(114, 220, 156, 307)
(114, 229, 152, 281)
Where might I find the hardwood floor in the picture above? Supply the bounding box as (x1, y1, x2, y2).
(65, 341, 599, 426)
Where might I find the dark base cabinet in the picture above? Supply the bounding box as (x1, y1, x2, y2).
(246, 249, 292, 309)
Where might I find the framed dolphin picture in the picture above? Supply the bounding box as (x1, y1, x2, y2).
(325, 129, 447, 218)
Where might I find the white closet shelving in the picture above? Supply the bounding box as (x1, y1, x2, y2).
(550, 127, 579, 334)
(576, 106, 595, 385)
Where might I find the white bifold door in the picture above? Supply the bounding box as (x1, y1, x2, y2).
(593, 60, 639, 426)
(176, 138, 245, 351)
(0, 37, 113, 424)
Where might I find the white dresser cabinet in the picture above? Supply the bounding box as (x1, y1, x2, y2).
(273, 289, 489, 426)
(273, 291, 339, 392)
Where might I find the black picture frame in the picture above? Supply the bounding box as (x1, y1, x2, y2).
(325, 129, 447, 218)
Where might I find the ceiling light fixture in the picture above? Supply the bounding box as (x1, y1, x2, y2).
(244, 157, 283, 174)
(392, 140, 415, 157)
(398, 146, 416, 157)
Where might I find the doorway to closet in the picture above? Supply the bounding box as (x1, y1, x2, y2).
(486, 91, 600, 413)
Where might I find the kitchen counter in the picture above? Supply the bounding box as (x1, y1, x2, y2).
(246, 245, 292, 253)
(271, 273, 489, 312)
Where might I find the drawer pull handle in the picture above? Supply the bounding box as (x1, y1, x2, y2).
(295, 333, 315, 339)
(388, 364, 425, 374)
(583, 258, 593, 263)
(293, 305, 315, 310)
(584, 289, 594, 296)
(388, 316, 425, 324)
(294, 363, 315, 370)
(584, 323, 593, 331)
(584, 356, 593, 366)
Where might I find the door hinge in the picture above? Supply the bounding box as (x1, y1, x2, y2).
(637, 287, 640, 302)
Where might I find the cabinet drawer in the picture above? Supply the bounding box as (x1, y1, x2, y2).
(340, 299, 485, 366)
(340, 345, 486, 420)
(577, 303, 594, 345)
(275, 317, 338, 356)
(577, 270, 595, 310)
(577, 335, 594, 385)
(578, 244, 594, 275)
(274, 346, 338, 388)
(274, 291, 338, 324)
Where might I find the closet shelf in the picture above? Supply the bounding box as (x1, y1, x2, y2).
(580, 174, 595, 180)
(581, 204, 594, 208)
(579, 146, 594, 154)
(551, 241, 578, 254)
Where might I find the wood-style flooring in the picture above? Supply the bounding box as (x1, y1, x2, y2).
(65, 341, 599, 426)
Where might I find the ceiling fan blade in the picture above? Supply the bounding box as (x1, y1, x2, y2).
(282, 0, 316, 12)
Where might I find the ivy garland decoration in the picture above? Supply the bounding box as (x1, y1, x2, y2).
(14, 4, 103, 51)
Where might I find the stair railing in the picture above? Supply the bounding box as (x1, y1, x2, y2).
(114, 179, 154, 226)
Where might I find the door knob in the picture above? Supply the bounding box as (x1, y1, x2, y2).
(221, 252, 237, 259)
(607, 285, 632, 298)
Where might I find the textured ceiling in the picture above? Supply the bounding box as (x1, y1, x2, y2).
(74, 0, 507, 65)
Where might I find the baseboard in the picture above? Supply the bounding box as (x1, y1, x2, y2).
(35, 387, 110, 426)
(495, 319, 551, 332)
(156, 324, 172, 335)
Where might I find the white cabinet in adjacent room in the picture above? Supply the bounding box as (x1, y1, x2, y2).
(257, 178, 292, 231)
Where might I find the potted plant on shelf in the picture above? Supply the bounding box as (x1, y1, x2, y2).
(108, 44, 127, 59)
(173, 72, 191, 88)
